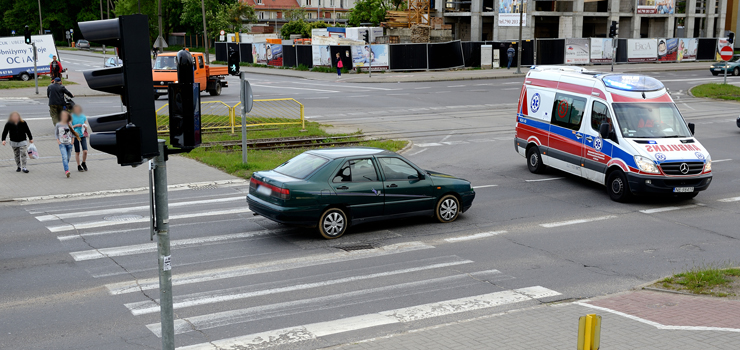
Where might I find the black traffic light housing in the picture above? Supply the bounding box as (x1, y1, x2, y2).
(609, 21, 618, 38)
(729, 32, 735, 44)
(78, 14, 158, 166)
(362, 31, 369, 43)
(24, 25, 31, 44)
(168, 50, 202, 150)
(227, 45, 239, 76)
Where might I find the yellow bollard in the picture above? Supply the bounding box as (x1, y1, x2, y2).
(577, 314, 601, 350)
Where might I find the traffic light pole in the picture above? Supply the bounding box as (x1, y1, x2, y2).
(32, 43, 38, 95)
(240, 72, 248, 164)
(611, 37, 617, 72)
(724, 59, 728, 84)
(153, 139, 175, 350)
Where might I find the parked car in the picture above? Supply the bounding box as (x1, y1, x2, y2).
(104, 57, 122, 67)
(76, 40, 90, 50)
(709, 54, 740, 76)
(247, 147, 476, 239)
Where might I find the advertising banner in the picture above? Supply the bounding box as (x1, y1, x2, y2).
(252, 43, 267, 64)
(351, 44, 389, 70)
(498, 0, 526, 26)
(0, 34, 57, 77)
(267, 44, 283, 66)
(589, 38, 613, 64)
(637, 0, 674, 14)
(677, 38, 697, 61)
(564, 38, 589, 64)
(627, 39, 657, 62)
(312, 45, 331, 66)
(716, 37, 731, 61)
(657, 38, 678, 62)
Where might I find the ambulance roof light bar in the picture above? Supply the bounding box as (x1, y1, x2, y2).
(600, 74, 664, 92)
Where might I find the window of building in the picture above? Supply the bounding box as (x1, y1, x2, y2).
(256, 0, 263, 4)
(258, 11, 266, 19)
(277, 11, 282, 19)
(306, 0, 312, 6)
(332, 159, 379, 183)
(307, 12, 313, 19)
(551, 93, 586, 131)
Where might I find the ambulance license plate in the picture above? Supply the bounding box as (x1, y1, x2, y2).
(673, 187, 694, 193)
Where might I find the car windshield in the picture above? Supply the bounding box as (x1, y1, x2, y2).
(612, 103, 692, 138)
(154, 56, 177, 70)
(273, 153, 329, 179)
(731, 56, 740, 62)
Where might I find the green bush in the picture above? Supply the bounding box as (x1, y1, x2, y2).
(296, 64, 309, 71)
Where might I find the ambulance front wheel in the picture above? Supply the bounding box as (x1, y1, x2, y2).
(526, 146, 546, 174)
(607, 170, 633, 202)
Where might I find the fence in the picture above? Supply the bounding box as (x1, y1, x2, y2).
(155, 99, 305, 134)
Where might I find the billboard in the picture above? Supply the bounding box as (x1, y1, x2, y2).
(627, 39, 657, 62)
(657, 38, 678, 62)
(0, 34, 57, 77)
(312, 45, 331, 66)
(637, 0, 674, 14)
(564, 38, 589, 64)
(267, 44, 283, 66)
(351, 44, 389, 70)
(590, 38, 613, 64)
(498, 0, 526, 26)
(677, 38, 697, 61)
(252, 43, 267, 64)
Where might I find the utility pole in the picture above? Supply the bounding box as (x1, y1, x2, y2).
(201, 0, 210, 64)
(101, 0, 106, 56)
(32, 43, 38, 95)
(153, 140, 175, 350)
(515, 0, 523, 74)
(705, 0, 711, 37)
(159, 0, 164, 57)
(37, 0, 42, 34)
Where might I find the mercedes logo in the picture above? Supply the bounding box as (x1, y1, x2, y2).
(679, 163, 690, 174)
(160, 81, 164, 85)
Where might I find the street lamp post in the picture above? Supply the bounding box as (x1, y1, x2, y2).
(37, 0, 42, 34)
(515, 0, 523, 74)
(201, 0, 210, 64)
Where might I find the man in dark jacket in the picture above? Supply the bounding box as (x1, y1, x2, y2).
(50, 56, 64, 79)
(47, 78, 74, 126)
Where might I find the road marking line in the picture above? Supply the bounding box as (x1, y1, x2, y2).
(414, 87, 431, 89)
(251, 84, 338, 93)
(444, 231, 506, 242)
(440, 134, 453, 142)
(57, 217, 246, 242)
(176, 286, 559, 349)
(447, 85, 466, 87)
(126, 260, 473, 315)
(36, 196, 244, 222)
(408, 148, 428, 156)
(502, 87, 521, 90)
(473, 185, 498, 189)
(718, 196, 740, 202)
(302, 97, 329, 100)
(639, 204, 704, 214)
(70, 229, 272, 262)
(712, 159, 732, 163)
(291, 81, 401, 91)
(540, 215, 616, 228)
(106, 241, 434, 295)
(46, 208, 251, 233)
(526, 177, 564, 182)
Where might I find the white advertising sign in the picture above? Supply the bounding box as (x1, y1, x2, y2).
(564, 38, 589, 64)
(627, 39, 657, 62)
(0, 34, 57, 77)
(498, 0, 526, 27)
(589, 38, 613, 64)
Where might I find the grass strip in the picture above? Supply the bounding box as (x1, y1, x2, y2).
(691, 83, 740, 101)
(658, 263, 740, 297)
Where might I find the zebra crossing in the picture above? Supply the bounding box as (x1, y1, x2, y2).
(27, 189, 562, 349)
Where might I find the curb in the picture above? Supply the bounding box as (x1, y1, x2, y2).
(397, 140, 414, 155)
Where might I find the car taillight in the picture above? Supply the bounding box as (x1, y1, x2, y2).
(250, 177, 258, 190)
(273, 187, 290, 200)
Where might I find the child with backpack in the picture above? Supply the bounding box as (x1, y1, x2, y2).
(1, 112, 34, 173)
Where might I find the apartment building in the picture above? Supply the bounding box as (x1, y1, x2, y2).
(243, 0, 353, 28)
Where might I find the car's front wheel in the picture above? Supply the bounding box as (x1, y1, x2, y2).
(734, 67, 739, 76)
(18, 73, 30, 81)
(435, 194, 460, 223)
(607, 170, 632, 202)
(526, 146, 546, 174)
(318, 208, 348, 239)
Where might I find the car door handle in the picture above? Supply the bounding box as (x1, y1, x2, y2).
(585, 136, 593, 142)
(336, 186, 349, 190)
(387, 184, 398, 188)
(576, 134, 582, 139)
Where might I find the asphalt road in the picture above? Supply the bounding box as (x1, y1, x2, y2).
(2, 51, 740, 349)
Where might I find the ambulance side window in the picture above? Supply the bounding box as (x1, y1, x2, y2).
(551, 93, 586, 131)
(591, 101, 612, 131)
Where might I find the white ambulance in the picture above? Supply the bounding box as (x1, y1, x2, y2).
(514, 66, 712, 202)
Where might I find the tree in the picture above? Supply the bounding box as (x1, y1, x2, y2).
(218, 2, 257, 32)
(280, 19, 307, 39)
(114, 0, 185, 43)
(347, 0, 387, 26)
(284, 7, 307, 21)
(181, 0, 236, 36)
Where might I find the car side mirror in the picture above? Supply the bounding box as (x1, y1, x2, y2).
(599, 123, 610, 139)
(688, 122, 695, 135)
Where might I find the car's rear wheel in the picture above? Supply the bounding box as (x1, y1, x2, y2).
(209, 83, 222, 96)
(18, 73, 30, 81)
(435, 194, 460, 223)
(734, 67, 739, 76)
(318, 208, 348, 239)
(607, 170, 632, 202)
(526, 146, 546, 174)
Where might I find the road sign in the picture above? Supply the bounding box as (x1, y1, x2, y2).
(70, 28, 73, 33)
(720, 46, 733, 61)
(220, 30, 225, 35)
(153, 35, 169, 48)
(11, 30, 15, 35)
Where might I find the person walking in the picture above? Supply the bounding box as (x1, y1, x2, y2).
(2, 112, 34, 173)
(49, 55, 64, 80)
(335, 52, 343, 78)
(47, 77, 74, 126)
(507, 45, 516, 70)
(70, 105, 89, 172)
(55, 111, 80, 178)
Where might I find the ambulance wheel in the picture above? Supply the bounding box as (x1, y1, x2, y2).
(734, 67, 740, 76)
(607, 170, 632, 202)
(677, 192, 699, 200)
(526, 146, 546, 174)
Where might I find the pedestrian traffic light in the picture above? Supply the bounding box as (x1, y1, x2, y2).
(168, 50, 201, 149)
(78, 14, 158, 166)
(729, 32, 735, 44)
(24, 25, 31, 44)
(362, 31, 369, 44)
(609, 21, 618, 38)
(227, 45, 239, 76)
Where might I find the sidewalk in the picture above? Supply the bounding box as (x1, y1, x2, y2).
(1, 69, 108, 99)
(330, 290, 740, 350)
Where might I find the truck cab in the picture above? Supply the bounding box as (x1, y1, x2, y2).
(152, 52, 228, 99)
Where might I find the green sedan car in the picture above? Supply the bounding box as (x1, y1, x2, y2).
(247, 147, 476, 239)
(710, 54, 740, 76)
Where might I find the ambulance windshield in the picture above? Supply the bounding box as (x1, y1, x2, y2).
(612, 103, 692, 138)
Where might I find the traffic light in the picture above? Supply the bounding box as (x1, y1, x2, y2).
(729, 32, 735, 44)
(78, 14, 158, 166)
(362, 31, 369, 44)
(24, 25, 31, 44)
(609, 21, 618, 38)
(227, 45, 239, 76)
(168, 50, 202, 149)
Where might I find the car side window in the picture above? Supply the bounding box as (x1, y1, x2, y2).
(198, 56, 204, 69)
(551, 93, 586, 131)
(378, 157, 419, 181)
(591, 101, 612, 131)
(332, 159, 378, 183)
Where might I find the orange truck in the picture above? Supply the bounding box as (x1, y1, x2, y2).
(152, 52, 228, 99)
